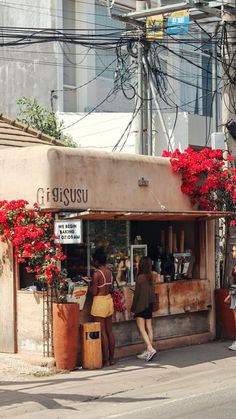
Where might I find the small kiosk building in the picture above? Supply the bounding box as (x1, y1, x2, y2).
(0, 146, 228, 357)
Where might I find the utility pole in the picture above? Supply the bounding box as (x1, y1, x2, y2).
(212, 44, 219, 134)
(111, 1, 221, 156)
(146, 47, 153, 155)
(136, 0, 146, 155)
(211, 42, 221, 288)
(221, 2, 236, 286)
(221, 3, 236, 159)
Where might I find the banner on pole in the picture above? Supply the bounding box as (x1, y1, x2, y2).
(167, 10, 189, 35)
(146, 15, 163, 39)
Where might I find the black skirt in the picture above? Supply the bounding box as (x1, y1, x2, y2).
(134, 303, 153, 319)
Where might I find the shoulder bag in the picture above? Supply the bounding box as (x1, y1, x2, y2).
(111, 277, 126, 313)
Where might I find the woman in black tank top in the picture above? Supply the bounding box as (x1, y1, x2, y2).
(131, 256, 157, 362)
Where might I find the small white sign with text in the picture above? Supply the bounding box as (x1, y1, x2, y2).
(54, 220, 82, 244)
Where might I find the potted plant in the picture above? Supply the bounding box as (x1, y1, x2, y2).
(214, 226, 236, 339)
(52, 279, 80, 371)
(0, 199, 80, 370)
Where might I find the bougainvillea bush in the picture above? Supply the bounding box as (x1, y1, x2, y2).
(162, 148, 236, 224)
(0, 199, 68, 301)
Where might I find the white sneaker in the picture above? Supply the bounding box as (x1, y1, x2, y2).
(228, 341, 236, 351)
(146, 349, 157, 362)
(137, 351, 148, 360)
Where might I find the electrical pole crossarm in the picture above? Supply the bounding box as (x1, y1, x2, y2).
(126, 2, 191, 19)
(111, 13, 145, 28)
(123, 1, 221, 20)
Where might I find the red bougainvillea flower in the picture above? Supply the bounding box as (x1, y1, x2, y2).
(162, 147, 236, 224)
(0, 200, 67, 300)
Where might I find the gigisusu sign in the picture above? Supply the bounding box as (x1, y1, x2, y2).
(37, 187, 88, 207)
(54, 220, 82, 244)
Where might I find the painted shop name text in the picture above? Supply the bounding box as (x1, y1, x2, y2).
(37, 187, 88, 206)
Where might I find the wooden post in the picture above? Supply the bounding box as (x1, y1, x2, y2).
(160, 229, 165, 248)
(173, 233, 177, 253)
(180, 230, 185, 253)
(168, 225, 173, 254)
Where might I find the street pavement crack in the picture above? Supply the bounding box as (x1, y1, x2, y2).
(82, 387, 137, 403)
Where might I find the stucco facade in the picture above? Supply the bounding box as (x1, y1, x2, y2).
(0, 146, 193, 212)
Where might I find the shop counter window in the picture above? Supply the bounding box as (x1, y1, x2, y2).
(62, 243, 88, 280)
(88, 219, 129, 275)
(57, 218, 208, 289)
(17, 216, 209, 295)
(61, 220, 130, 283)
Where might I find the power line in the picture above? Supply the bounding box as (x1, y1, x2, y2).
(112, 97, 139, 152)
(61, 65, 135, 130)
(1, 9, 234, 151)
(0, 0, 126, 30)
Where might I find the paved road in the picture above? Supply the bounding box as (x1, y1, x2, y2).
(105, 386, 236, 419)
(0, 341, 235, 418)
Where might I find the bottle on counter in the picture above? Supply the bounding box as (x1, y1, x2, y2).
(155, 258, 162, 274)
(134, 235, 142, 244)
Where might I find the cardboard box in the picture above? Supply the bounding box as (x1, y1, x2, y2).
(67, 285, 88, 310)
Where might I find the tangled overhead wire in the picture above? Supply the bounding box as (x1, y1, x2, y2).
(1, 16, 236, 152)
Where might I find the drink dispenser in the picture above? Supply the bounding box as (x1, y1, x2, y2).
(173, 252, 192, 280)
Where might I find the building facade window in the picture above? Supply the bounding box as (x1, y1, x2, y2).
(63, 0, 77, 111)
(95, 1, 125, 80)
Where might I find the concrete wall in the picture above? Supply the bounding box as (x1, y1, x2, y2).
(114, 312, 210, 347)
(154, 112, 213, 155)
(17, 292, 44, 353)
(0, 242, 15, 353)
(0, 0, 133, 116)
(59, 112, 136, 153)
(0, 146, 193, 211)
(0, 0, 59, 117)
(59, 112, 212, 156)
(72, 1, 134, 114)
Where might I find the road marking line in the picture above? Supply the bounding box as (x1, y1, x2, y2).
(104, 383, 233, 418)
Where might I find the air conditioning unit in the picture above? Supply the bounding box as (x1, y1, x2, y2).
(211, 132, 225, 150)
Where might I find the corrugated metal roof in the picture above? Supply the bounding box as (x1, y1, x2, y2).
(0, 114, 66, 148)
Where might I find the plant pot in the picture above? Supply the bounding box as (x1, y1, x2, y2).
(215, 288, 235, 339)
(53, 302, 80, 370)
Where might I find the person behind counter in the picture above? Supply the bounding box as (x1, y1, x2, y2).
(116, 257, 130, 285)
(131, 256, 157, 362)
(90, 248, 115, 366)
(224, 265, 236, 351)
